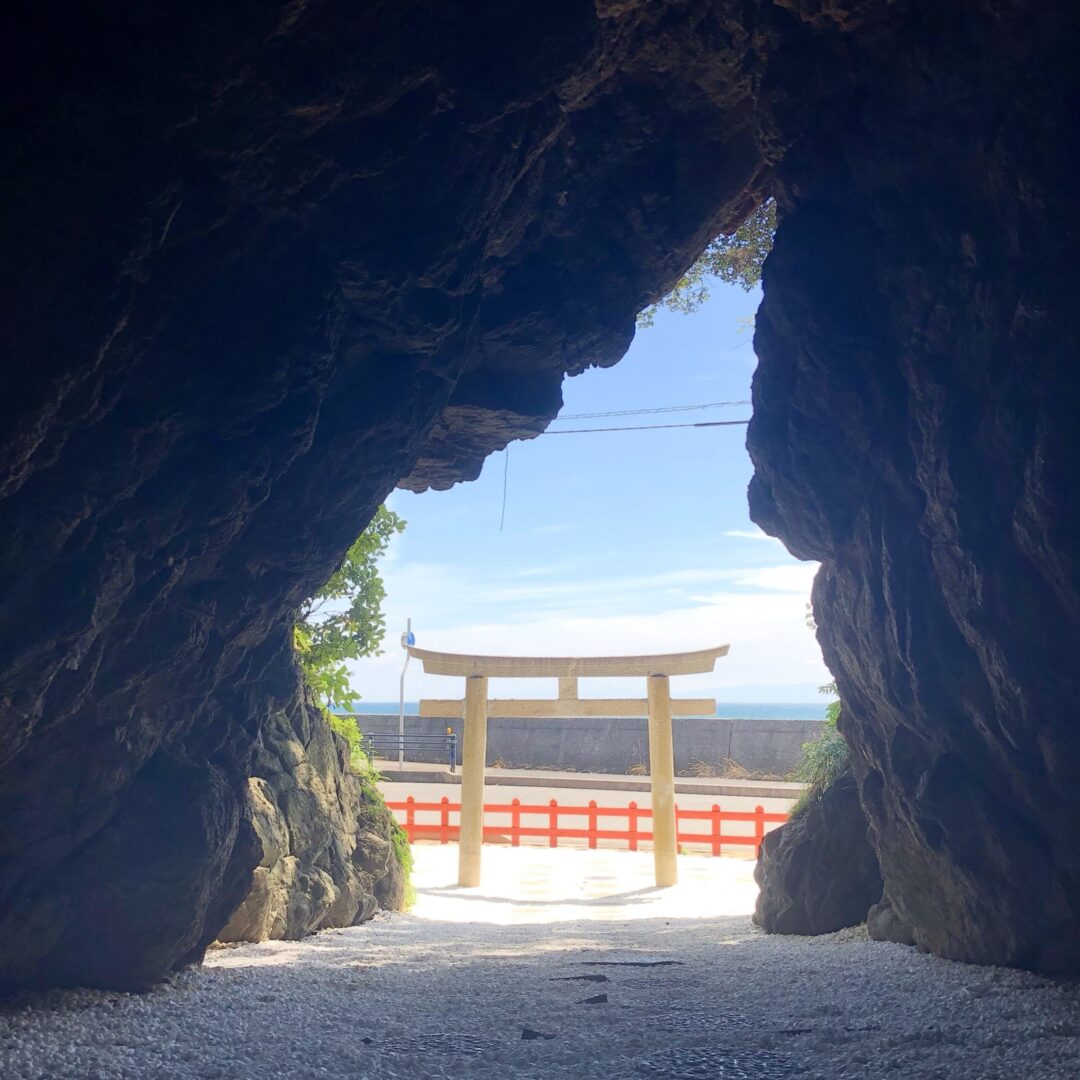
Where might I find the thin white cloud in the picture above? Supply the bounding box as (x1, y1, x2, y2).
(528, 522, 577, 536)
(730, 563, 818, 594)
(723, 528, 777, 542)
(350, 563, 829, 701)
(369, 561, 814, 626)
(510, 562, 573, 579)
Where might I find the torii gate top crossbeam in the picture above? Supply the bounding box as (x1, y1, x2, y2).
(404, 644, 729, 678)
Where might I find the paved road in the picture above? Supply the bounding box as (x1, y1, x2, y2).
(377, 759, 803, 799)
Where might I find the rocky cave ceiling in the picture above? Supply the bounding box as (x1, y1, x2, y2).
(3, 0, 1080, 988)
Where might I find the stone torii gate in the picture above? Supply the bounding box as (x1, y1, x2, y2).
(408, 643, 730, 888)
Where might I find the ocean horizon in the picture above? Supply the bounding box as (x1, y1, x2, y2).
(344, 701, 829, 721)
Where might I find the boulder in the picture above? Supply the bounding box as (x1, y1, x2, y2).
(218, 694, 405, 944)
(867, 892, 916, 948)
(754, 772, 882, 936)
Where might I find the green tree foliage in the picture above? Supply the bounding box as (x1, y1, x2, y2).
(293, 504, 406, 712)
(638, 199, 776, 327)
(293, 507, 410, 881)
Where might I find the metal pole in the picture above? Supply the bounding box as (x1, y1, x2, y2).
(398, 618, 412, 769)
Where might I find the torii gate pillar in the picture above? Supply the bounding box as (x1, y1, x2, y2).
(647, 674, 678, 888)
(458, 675, 488, 887)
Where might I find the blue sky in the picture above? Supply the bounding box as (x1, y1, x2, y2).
(349, 279, 830, 703)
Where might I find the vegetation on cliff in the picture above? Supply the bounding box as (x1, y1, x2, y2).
(638, 199, 775, 326)
(293, 504, 406, 765)
(293, 504, 406, 710)
(792, 682, 849, 815)
(291, 506, 413, 883)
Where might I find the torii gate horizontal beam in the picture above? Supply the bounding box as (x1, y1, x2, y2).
(405, 644, 729, 678)
(420, 697, 717, 718)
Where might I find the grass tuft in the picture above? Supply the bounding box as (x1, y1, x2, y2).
(791, 694, 848, 816)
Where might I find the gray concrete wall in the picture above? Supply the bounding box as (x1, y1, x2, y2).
(353, 713, 824, 778)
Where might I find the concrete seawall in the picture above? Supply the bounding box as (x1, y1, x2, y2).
(354, 713, 825, 778)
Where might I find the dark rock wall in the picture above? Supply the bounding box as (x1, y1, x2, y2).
(2, 2, 764, 989)
(218, 692, 405, 944)
(749, 2, 1080, 970)
(5, 0, 1080, 989)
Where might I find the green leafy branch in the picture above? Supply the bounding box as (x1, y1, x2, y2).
(638, 200, 776, 327)
(293, 504, 405, 712)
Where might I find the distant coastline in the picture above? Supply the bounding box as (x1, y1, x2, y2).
(344, 701, 830, 722)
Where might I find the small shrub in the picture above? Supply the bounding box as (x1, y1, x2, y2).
(791, 683, 848, 815)
(389, 818, 414, 876)
(325, 711, 364, 768)
(683, 757, 719, 778)
(352, 752, 414, 909)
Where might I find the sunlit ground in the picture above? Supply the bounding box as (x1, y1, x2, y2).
(408, 842, 759, 925)
(8, 846, 1080, 1079)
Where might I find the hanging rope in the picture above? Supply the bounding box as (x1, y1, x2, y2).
(499, 446, 510, 531)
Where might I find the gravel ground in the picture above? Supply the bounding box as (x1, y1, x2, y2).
(3, 845, 1080, 1079)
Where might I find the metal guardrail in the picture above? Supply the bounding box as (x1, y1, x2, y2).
(362, 732, 458, 773)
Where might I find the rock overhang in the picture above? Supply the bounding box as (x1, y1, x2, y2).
(4, 0, 1080, 988)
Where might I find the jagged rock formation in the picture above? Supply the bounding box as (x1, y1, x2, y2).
(1, 1, 764, 990)
(3, 0, 1080, 989)
(753, 772, 882, 936)
(748, 2, 1080, 970)
(218, 693, 405, 945)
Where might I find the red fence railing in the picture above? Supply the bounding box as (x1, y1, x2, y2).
(385, 796, 788, 856)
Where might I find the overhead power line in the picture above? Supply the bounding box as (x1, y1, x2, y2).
(499, 406, 751, 529)
(540, 419, 750, 435)
(555, 400, 750, 420)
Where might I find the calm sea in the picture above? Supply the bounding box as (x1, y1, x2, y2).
(346, 701, 827, 721)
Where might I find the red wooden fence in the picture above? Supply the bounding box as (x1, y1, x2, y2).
(385, 796, 788, 856)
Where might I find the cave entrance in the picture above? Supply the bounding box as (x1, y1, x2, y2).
(408, 642, 729, 887)
(355, 252, 825, 923)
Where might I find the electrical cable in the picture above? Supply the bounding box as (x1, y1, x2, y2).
(555, 400, 750, 420)
(540, 418, 750, 435)
(499, 412, 749, 531)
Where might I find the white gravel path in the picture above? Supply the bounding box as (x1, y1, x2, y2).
(3, 844, 1080, 1079)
